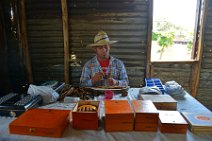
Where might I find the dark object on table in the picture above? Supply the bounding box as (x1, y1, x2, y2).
(0, 93, 42, 117)
(59, 85, 93, 101)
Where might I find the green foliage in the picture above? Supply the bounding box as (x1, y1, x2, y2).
(152, 32, 159, 41)
(186, 32, 194, 52)
(157, 32, 174, 47)
(152, 32, 174, 59)
(152, 19, 194, 60)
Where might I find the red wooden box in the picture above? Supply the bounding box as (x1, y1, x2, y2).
(104, 100, 134, 132)
(132, 100, 159, 131)
(9, 108, 70, 138)
(71, 100, 100, 130)
(159, 110, 188, 134)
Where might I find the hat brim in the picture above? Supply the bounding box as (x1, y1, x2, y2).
(87, 41, 118, 48)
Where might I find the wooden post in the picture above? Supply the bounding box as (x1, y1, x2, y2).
(191, 0, 201, 59)
(19, 0, 33, 83)
(191, 0, 207, 97)
(146, 0, 153, 78)
(61, 0, 69, 84)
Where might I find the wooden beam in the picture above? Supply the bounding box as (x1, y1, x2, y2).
(146, 0, 153, 78)
(191, 0, 208, 97)
(191, 0, 201, 59)
(61, 0, 69, 84)
(151, 60, 196, 64)
(19, 0, 33, 83)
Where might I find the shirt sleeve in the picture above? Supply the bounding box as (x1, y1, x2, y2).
(117, 61, 129, 86)
(80, 65, 93, 87)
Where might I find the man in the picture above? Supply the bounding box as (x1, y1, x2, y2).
(80, 31, 129, 87)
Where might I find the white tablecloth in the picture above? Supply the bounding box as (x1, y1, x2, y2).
(0, 88, 212, 141)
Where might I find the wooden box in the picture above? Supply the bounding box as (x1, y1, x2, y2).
(104, 100, 134, 132)
(72, 100, 100, 130)
(132, 100, 159, 131)
(139, 94, 177, 110)
(9, 108, 70, 138)
(159, 110, 188, 134)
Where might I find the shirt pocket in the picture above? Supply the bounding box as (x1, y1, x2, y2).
(111, 67, 120, 79)
(91, 67, 100, 77)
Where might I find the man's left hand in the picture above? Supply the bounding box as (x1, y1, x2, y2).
(107, 78, 119, 86)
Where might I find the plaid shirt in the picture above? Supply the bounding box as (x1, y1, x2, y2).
(80, 55, 129, 87)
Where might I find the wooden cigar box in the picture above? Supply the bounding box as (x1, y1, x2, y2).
(9, 108, 70, 138)
(159, 110, 188, 134)
(104, 100, 134, 132)
(135, 123, 158, 131)
(139, 94, 177, 110)
(72, 100, 100, 130)
(132, 100, 159, 131)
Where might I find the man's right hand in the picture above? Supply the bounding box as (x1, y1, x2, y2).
(91, 72, 103, 85)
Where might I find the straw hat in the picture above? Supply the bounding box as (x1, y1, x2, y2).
(87, 31, 118, 47)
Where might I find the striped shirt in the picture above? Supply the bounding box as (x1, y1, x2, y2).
(80, 55, 129, 87)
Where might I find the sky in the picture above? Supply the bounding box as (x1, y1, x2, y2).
(153, 0, 197, 31)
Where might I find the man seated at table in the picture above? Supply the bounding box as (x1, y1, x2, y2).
(80, 31, 129, 87)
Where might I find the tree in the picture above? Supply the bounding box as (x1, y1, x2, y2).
(152, 32, 174, 59)
(152, 19, 191, 59)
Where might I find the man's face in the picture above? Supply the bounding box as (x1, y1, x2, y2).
(95, 44, 110, 60)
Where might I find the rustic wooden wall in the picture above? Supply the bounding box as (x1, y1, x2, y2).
(0, 0, 26, 94)
(26, 0, 64, 84)
(195, 0, 212, 110)
(0, 2, 11, 94)
(68, 0, 148, 86)
(1, 0, 211, 110)
(26, 0, 149, 86)
(151, 63, 192, 93)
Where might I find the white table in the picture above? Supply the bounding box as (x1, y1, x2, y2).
(0, 88, 212, 141)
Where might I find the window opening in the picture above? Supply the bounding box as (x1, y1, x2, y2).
(151, 0, 198, 61)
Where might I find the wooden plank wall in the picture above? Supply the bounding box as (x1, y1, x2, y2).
(151, 63, 192, 93)
(26, 0, 149, 86)
(24, 0, 212, 110)
(26, 0, 64, 84)
(196, 0, 212, 110)
(68, 0, 148, 86)
(0, 1, 12, 94)
(0, 0, 27, 93)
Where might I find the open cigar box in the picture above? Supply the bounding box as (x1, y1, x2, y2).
(139, 94, 177, 110)
(71, 100, 100, 130)
(104, 100, 134, 132)
(9, 108, 70, 138)
(132, 100, 159, 131)
(159, 110, 188, 134)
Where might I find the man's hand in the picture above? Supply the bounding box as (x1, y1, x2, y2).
(91, 72, 103, 85)
(107, 78, 119, 86)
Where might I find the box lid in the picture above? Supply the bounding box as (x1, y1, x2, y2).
(139, 95, 177, 106)
(132, 100, 158, 114)
(159, 110, 188, 125)
(104, 100, 133, 114)
(9, 108, 70, 129)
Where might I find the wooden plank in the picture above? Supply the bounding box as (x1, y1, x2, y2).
(146, 0, 153, 78)
(19, 0, 33, 83)
(151, 60, 196, 64)
(61, 0, 69, 84)
(191, 0, 201, 59)
(191, 0, 208, 97)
